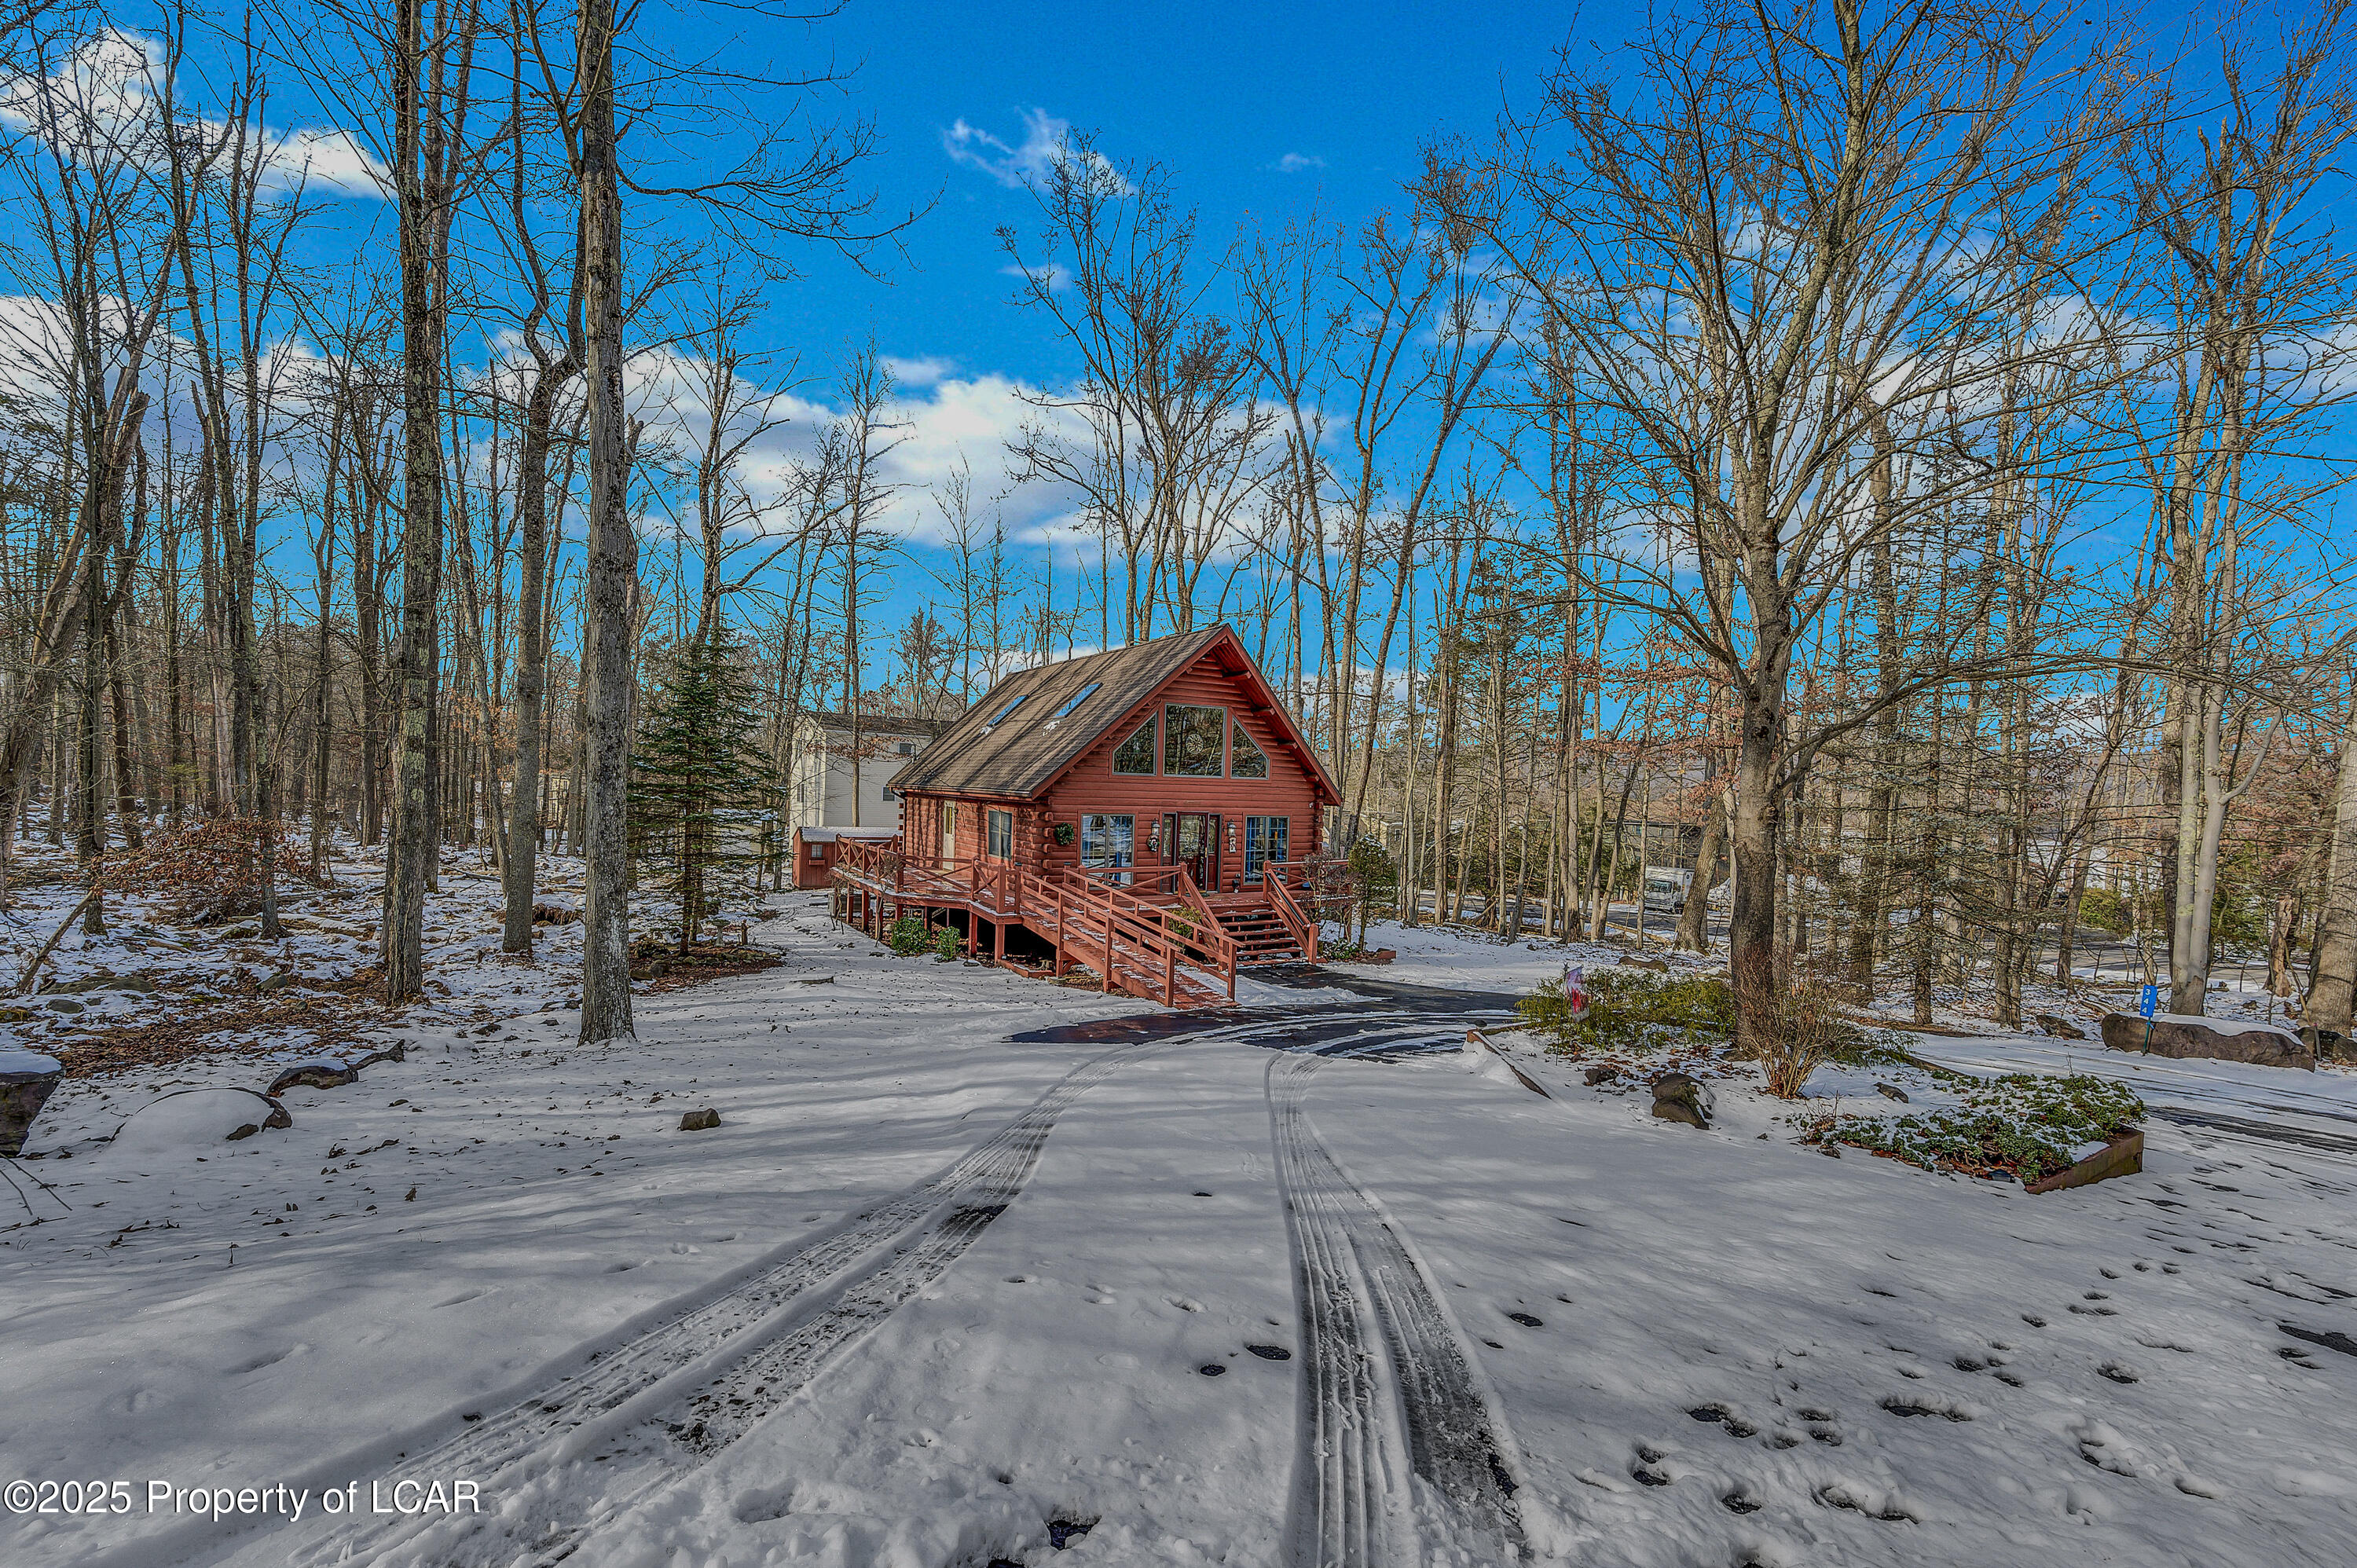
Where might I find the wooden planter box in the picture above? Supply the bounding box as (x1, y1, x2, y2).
(2025, 1129, 2143, 1195)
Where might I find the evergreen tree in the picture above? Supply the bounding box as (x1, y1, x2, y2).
(630, 628, 778, 954)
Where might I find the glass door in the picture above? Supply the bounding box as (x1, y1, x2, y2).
(1164, 812, 1220, 892)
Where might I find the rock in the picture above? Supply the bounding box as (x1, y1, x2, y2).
(1584, 1064, 1622, 1086)
(2, 1049, 64, 1157)
(267, 1061, 358, 1095)
(256, 973, 295, 993)
(1651, 1071, 1714, 1127)
(2034, 1013, 2088, 1040)
(42, 998, 85, 1014)
(2299, 1026, 2354, 1064)
(0, 1006, 28, 1023)
(678, 1108, 720, 1131)
(112, 1087, 291, 1152)
(1622, 955, 1670, 973)
(1875, 1083, 1909, 1103)
(2100, 1012, 2314, 1071)
(224, 925, 260, 940)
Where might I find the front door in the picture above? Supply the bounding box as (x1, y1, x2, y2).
(1164, 812, 1219, 892)
(940, 803, 957, 862)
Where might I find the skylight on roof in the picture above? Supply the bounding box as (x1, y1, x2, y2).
(1049, 683, 1101, 720)
(985, 694, 1025, 726)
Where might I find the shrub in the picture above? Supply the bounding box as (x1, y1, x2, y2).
(2077, 886, 2134, 936)
(1736, 973, 1856, 1099)
(99, 815, 308, 924)
(933, 925, 961, 960)
(885, 915, 933, 956)
(1518, 969, 1736, 1053)
(1809, 1074, 2143, 1183)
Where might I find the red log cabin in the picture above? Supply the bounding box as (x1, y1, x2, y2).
(826, 624, 1345, 1007)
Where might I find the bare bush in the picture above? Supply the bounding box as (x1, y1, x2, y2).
(99, 817, 306, 925)
(1736, 971, 1850, 1100)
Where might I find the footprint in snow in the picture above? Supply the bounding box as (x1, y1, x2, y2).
(1688, 1403, 1760, 1438)
(1815, 1481, 1917, 1522)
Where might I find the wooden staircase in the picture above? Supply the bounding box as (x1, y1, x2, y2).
(830, 840, 1345, 1009)
(1210, 899, 1309, 964)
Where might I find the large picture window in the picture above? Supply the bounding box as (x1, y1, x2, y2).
(1244, 815, 1289, 881)
(1080, 814, 1135, 885)
(1113, 717, 1157, 775)
(1230, 720, 1270, 779)
(986, 809, 1014, 859)
(1163, 704, 1226, 776)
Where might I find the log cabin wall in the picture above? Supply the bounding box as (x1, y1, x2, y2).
(902, 650, 1325, 893)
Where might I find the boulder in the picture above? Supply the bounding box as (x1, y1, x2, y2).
(678, 1108, 721, 1131)
(2299, 1026, 2354, 1065)
(2034, 1013, 2088, 1040)
(1584, 1064, 1622, 1086)
(2, 1049, 64, 1157)
(1651, 1072, 1714, 1128)
(263, 1042, 405, 1098)
(2101, 1012, 2314, 1071)
(42, 997, 85, 1014)
(1875, 1083, 1910, 1103)
(1622, 955, 1670, 973)
(111, 1088, 291, 1153)
(267, 1061, 358, 1094)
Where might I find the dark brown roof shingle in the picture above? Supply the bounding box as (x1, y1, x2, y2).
(890, 626, 1231, 800)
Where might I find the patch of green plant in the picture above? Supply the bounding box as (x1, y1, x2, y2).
(933, 925, 962, 961)
(885, 915, 933, 957)
(1809, 1074, 2144, 1183)
(1826, 1027, 1925, 1072)
(1519, 970, 1736, 1053)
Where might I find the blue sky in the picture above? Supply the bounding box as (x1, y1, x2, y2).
(753, 0, 1599, 386)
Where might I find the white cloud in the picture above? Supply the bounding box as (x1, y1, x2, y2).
(943, 107, 1131, 194)
(999, 259, 1073, 293)
(882, 354, 956, 388)
(0, 28, 384, 200)
(1271, 152, 1325, 174)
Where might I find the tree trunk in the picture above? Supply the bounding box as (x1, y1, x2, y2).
(577, 0, 636, 1045)
(503, 360, 576, 952)
(2308, 705, 2357, 1037)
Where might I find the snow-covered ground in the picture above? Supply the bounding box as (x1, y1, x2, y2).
(5, 894, 2355, 1567)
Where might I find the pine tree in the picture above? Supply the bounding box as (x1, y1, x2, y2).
(630, 628, 778, 954)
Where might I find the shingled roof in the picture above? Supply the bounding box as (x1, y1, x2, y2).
(890, 625, 1332, 802)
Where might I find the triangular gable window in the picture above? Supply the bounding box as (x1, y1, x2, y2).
(1113, 717, 1157, 775)
(1230, 720, 1269, 779)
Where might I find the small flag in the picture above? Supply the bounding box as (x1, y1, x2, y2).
(2139, 984, 2157, 1020)
(1563, 963, 1589, 1022)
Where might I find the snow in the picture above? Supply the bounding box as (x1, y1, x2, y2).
(5, 898, 2355, 1567)
(2145, 1011, 2304, 1043)
(104, 1090, 288, 1156)
(1, 1047, 61, 1075)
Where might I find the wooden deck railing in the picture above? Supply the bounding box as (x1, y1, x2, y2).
(830, 837, 1237, 1007)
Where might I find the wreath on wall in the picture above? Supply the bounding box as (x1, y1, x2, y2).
(1050, 822, 1077, 847)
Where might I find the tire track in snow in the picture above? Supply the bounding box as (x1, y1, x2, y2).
(1268, 1050, 1528, 1567)
(233, 1036, 1170, 1568)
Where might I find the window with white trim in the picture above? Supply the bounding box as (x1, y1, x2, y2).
(987, 808, 1014, 859)
(1080, 814, 1135, 885)
(1244, 816, 1289, 881)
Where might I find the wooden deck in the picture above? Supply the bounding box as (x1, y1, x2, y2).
(828, 839, 1342, 1009)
